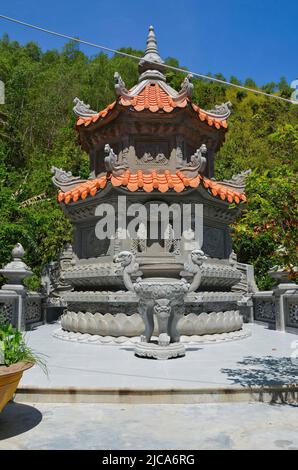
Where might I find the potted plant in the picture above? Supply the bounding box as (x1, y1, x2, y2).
(0, 319, 46, 411)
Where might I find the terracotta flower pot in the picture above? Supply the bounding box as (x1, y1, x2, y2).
(0, 361, 33, 412)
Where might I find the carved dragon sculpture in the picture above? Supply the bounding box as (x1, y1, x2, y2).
(189, 144, 207, 170)
(182, 249, 207, 292)
(51, 166, 86, 192)
(73, 97, 98, 118)
(114, 72, 132, 99)
(206, 101, 232, 119)
(113, 251, 141, 292)
(178, 143, 207, 177)
(104, 144, 128, 175)
(174, 73, 194, 101)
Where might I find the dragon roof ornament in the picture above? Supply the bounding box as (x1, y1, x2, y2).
(73, 97, 98, 118)
(174, 74, 194, 101)
(206, 101, 232, 119)
(51, 166, 86, 192)
(217, 169, 252, 192)
(114, 72, 132, 99)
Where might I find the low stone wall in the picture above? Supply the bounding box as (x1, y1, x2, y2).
(0, 291, 43, 330)
(253, 283, 298, 333)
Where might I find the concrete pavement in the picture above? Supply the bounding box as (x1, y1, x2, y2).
(1, 401, 298, 450)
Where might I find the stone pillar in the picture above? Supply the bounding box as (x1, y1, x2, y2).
(237, 295, 254, 323)
(0, 243, 33, 330)
(273, 283, 298, 332)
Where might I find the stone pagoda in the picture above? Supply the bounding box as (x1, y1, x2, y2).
(51, 26, 257, 341)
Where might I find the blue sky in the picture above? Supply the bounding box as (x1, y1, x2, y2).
(0, 0, 297, 85)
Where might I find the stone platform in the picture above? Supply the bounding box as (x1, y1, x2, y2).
(15, 322, 298, 404)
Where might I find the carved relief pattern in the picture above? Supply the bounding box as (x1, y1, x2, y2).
(164, 224, 180, 255)
(203, 227, 224, 258)
(60, 309, 243, 337)
(254, 299, 275, 323)
(121, 136, 129, 165)
(0, 302, 13, 323)
(136, 142, 169, 165)
(287, 301, 298, 327)
(84, 230, 110, 258)
(131, 223, 147, 254)
(24, 298, 42, 322)
(176, 136, 184, 168)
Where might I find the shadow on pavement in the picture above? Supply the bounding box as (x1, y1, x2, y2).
(221, 355, 298, 404)
(0, 401, 42, 440)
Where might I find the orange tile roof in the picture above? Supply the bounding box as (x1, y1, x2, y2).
(120, 83, 187, 113)
(76, 84, 228, 130)
(76, 101, 117, 127)
(58, 171, 246, 205)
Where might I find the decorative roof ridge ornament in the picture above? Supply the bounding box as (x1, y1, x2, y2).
(114, 72, 132, 99)
(73, 97, 98, 118)
(205, 101, 232, 119)
(178, 144, 207, 176)
(174, 74, 194, 101)
(104, 144, 128, 176)
(51, 166, 86, 192)
(217, 169, 251, 192)
(0, 243, 33, 291)
(139, 26, 166, 82)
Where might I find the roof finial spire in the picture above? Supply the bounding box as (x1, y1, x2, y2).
(139, 25, 166, 82)
(144, 25, 162, 61)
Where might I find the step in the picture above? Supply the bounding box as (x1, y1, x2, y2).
(16, 384, 298, 405)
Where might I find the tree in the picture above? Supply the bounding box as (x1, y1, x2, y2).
(0, 36, 297, 289)
(232, 168, 298, 289)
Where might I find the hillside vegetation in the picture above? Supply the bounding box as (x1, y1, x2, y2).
(0, 36, 297, 289)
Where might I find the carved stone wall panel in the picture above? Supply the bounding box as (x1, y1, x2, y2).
(24, 297, 42, 323)
(285, 299, 298, 329)
(253, 298, 275, 323)
(0, 301, 14, 324)
(80, 227, 111, 259)
(202, 226, 225, 258)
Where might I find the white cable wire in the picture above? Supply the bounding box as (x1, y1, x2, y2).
(0, 13, 297, 105)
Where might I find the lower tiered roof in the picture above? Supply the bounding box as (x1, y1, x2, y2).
(58, 170, 246, 205)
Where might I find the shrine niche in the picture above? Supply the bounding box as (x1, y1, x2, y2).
(51, 26, 256, 340)
(136, 140, 169, 165)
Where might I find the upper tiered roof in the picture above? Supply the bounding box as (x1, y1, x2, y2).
(74, 26, 231, 130)
(54, 26, 246, 206)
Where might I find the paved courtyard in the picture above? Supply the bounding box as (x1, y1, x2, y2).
(1, 401, 298, 450)
(1, 322, 297, 450)
(20, 322, 297, 390)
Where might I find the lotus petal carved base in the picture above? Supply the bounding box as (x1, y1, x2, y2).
(53, 326, 251, 344)
(135, 342, 185, 360)
(60, 310, 243, 337)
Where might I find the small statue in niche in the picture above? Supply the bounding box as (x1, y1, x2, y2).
(142, 152, 154, 163)
(141, 152, 167, 164)
(155, 153, 167, 164)
(176, 139, 184, 168)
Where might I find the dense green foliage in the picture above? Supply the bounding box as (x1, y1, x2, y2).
(0, 36, 297, 290)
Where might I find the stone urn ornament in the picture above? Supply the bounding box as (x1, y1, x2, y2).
(114, 249, 206, 359)
(0, 243, 33, 292)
